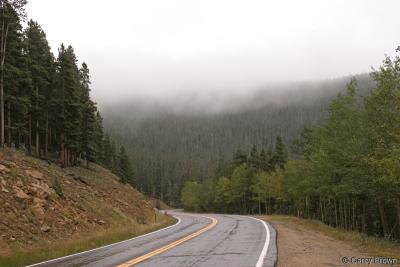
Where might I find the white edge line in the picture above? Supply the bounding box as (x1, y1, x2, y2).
(26, 216, 182, 267)
(246, 216, 270, 267)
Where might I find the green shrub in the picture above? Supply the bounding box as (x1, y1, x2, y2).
(52, 177, 64, 197)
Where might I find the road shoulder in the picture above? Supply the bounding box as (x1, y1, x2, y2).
(258, 215, 399, 267)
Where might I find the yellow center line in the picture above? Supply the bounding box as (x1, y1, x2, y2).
(116, 216, 218, 267)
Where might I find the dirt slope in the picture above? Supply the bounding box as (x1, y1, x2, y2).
(0, 148, 171, 258)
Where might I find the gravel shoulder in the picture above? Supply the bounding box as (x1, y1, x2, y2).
(260, 216, 399, 267)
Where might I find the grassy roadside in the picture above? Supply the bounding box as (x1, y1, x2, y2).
(258, 215, 400, 259)
(0, 215, 176, 267)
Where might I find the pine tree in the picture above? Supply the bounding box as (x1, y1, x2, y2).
(3, 6, 28, 149)
(0, 0, 27, 147)
(93, 111, 104, 162)
(56, 44, 81, 166)
(249, 144, 260, 169)
(233, 148, 247, 167)
(117, 145, 134, 184)
(79, 62, 98, 168)
(273, 135, 288, 169)
(0, 3, 122, 181)
(25, 20, 54, 157)
(101, 134, 113, 169)
(259, 149, 269, 171)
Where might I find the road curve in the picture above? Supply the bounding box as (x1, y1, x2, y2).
(28, 211, 276, 267)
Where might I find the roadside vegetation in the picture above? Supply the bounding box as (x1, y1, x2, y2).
(182, 49, 400, 241)
(0, 215, 175, 267)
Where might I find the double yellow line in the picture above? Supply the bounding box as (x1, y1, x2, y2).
(117, 216, 218, 267)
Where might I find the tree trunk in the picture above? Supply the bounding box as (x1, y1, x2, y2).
(0, 59, 3, 147)
(35, 86, 39, 157)
(49, 127, 53, 152)
(60, 132, 65, 167)
(305, 196, 309, 219)
(343, 199, 347, 230)
(66, 148, 69, 167)
(6, 100, 10, 147)
(378, 198, 390, 238)
(35, 119, 39, 157)
(352, 199, 356, 231)
(319, 196, 325, 223)
(67, 149, 70, 166)
(361, 201, 367, 234)
(339, 200, 343, 229)
(397, 196, 400, 238)
(45, 110, 49, 158)
(28, 116, 32, 153)
(264, 199, 268, 215)
(334, 200, 338, 228)
(0, 22, 9, 148)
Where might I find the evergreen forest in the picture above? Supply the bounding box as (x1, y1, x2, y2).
(0, 1, 135, 184)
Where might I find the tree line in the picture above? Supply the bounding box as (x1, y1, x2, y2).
(104, 74, 374, 206)
(0, 1, 135, 184)
(181, 49, 400, 240)
(181, 136, 288, 214)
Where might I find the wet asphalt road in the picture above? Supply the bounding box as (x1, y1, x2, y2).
(28, 211, 275, 267)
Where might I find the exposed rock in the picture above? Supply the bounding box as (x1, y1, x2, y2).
(1, 160, 17, 168)
(0, 149, 163, 252)
(40, 224, 51, 232)
(25, 169, 44, 180)
(20, 223, 32, 233)
(73, 175, 90, 185)
(1, 186, 9, 193)
(30, 203, 45, 220)
(117, 199, 129, 206)
(29, 182, 54, 199)
(13, 186, 30, 200)
(33, 197, 46, 206)
(0, 164, 10, 173)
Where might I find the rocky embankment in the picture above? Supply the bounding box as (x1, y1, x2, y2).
(0, 149, 169, 257)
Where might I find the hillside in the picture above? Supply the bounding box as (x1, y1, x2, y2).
(0, 149, 175, 267)
(103, 74, 375, 205)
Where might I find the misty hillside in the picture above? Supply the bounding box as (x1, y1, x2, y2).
(102, 74, 374, 205)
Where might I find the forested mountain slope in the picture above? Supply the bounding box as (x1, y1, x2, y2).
(179, 52, 400, 241)
(102, 74, 374, 205)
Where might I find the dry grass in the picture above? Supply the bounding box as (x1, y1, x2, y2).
(259, 215, 400, 259)
(0, 215, 176, 267)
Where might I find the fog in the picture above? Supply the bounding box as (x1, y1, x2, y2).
(27, 0, 400, 107)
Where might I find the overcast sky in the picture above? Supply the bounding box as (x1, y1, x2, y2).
(26, 0, 400, 104)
